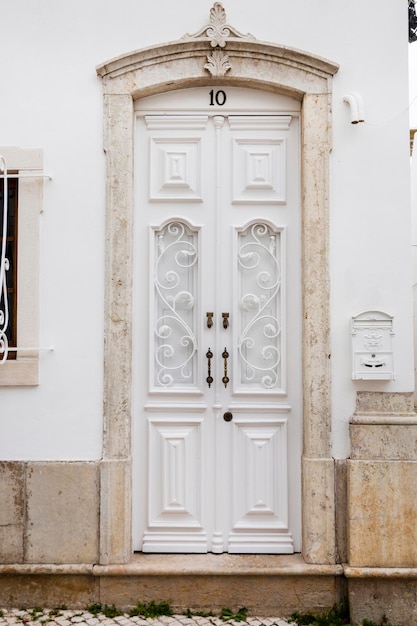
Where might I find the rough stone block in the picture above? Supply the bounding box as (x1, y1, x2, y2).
(0, 574, 96, 609)
(99, 573, 343, 616)
(0, 462, 25, 563)
(348, 460, 417, 566)
(302, 457, 336, 564)
(100, 459, 132, 564)
(350, 424, 417, 460)
(354, 390, 415, 414)
(349, 578, 417, 626)
(26, 462, 99, 564)
(334, 459, 347, 563)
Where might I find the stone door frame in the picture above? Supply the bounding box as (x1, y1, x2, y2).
(96, 8, 339, 565)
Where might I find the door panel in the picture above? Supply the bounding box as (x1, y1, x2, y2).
(132, 87, 301, 554)
(230, 115, 290, 205)
(145, 412, 208, 552)
(228, 409, 291, 553)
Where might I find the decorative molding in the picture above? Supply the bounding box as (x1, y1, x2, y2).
(228, 116, 292, 131)
(182, 2, 255, 76)
(182, 2, 255, 48)
(204, 49, 231, 77)
(149, 138, 203, 201)
(350, 391, 417, 424)
(232, 139, 286, 204)
(96, 40, 339, 91)
(145, 115, 208, 130)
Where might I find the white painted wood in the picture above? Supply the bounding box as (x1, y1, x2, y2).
(132, 87, 302, 553)
(228, 413, 293, 553)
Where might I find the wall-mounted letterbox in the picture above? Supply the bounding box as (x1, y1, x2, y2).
(351, 310, 394, 380)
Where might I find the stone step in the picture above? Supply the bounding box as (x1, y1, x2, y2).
(0, 554, 344, 617)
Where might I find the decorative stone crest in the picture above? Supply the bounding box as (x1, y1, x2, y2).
(183, 2, 255, 77)
(204, 48, 232, 77)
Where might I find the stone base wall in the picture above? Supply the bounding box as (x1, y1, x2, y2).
(2, 391, 417, 622)
(0, 556, 345, 615)
(347, 575, 417, 626)
(0, 573, 97, 610)
(347, 391, 417, 568)
(0, 462, 99, 564)
(346, 391, 417, 624)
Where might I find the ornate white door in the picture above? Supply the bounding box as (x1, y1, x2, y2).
(132, 87, 302, 553)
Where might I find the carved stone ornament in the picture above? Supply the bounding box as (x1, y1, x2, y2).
(183, 2, 254, 47)
(205, 48, 232, 77)
(182, 2, 255, 76)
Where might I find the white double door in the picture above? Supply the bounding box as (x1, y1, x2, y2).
(132, 88, 302, 553)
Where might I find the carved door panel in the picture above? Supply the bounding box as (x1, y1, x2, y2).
(132, 88, 302, 553)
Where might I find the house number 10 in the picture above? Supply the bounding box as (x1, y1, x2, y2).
(209, 89, 227, 106)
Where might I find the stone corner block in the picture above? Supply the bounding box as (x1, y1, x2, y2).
(349, 578, 417, 626)
(347, 459, 417, 567)
(302, 457, 336, 564)
(26, 462, 99, 564)
(99, 458, 132, 565)
(355, 390, 415, 415)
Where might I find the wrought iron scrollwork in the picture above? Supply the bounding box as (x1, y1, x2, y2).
(237, 223, 281, 390)
(0, 156, 9, 364)
(154, 221, 198, 387)
(410, 0, 417, 43)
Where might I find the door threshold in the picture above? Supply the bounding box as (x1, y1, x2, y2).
(95, 553, 343, 576)
(0, 554, 343, 577)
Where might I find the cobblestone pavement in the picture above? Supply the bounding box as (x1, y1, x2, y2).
(0, 610, 294, 626)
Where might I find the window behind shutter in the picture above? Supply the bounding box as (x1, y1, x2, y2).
(0, 177, 18, 358)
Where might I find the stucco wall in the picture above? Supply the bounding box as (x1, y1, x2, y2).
(0, 0, 412, 464)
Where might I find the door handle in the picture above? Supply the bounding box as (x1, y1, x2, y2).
(222, 312, 229, 329)
(206, 312, 214, 328)
(206, 348, 213, 388)
(222, 347, 229, 388)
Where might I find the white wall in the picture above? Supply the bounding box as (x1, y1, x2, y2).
(410, 44, 417, 405)
(0, 0, 412, 459)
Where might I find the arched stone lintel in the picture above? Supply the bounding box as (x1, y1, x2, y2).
(97, 35, 339, 565)
(97, 39, 339, 100)
(96, 38, 339, 93)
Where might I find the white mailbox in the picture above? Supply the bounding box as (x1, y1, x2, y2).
(351, 310, 394, 380)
